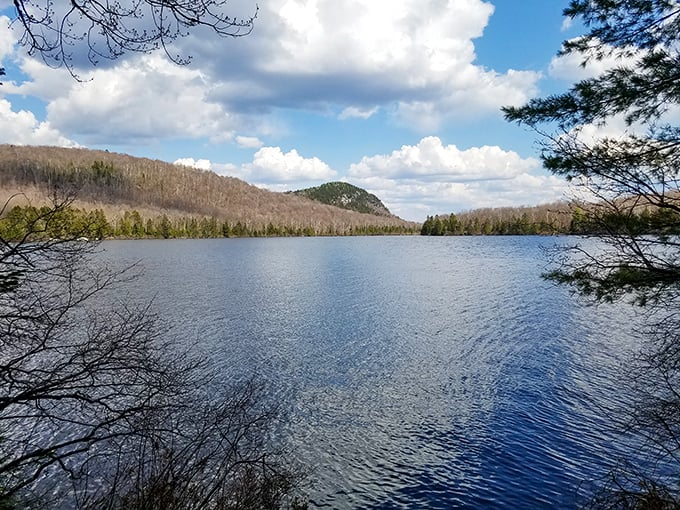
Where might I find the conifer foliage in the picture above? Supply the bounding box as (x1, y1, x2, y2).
(504, 0, 680, 304)
(505, 1, 680, 505)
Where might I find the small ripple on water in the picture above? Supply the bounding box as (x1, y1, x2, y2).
(94, 237, 650, 509)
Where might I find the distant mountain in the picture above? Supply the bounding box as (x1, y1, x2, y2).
(0, 145, 418, 237)
(292, 182, 393, 217)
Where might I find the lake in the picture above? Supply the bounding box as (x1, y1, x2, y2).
(99, 236, 645, 509)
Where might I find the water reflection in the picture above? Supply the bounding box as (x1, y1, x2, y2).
(99, 236, 642, 508)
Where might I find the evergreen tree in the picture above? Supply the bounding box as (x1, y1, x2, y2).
(421, 216, 434, 235)
(505, 1, 680, 504)
(158, 215, 173, 239)
(221, 221, 232, 238)
(86, 209, 112, 239)
(145, 218, 156, 237)
(504, 0, 680, 302)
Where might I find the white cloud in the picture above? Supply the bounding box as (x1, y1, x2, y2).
(187, 0, 541, 126)
(270, 0, 492, 74)
(0, 0, 569, 221)
(572, 115, 637, 143)
(5, 0, 543, 146)
(11, 54, 246, 145)
(4, 59, 75, 100)
(173, 137, 567, 221)
(394, 68, 539, 129)
(560, 17, 573, 32)
(349, 136, 537, 181)
(555, 109, 664, 148)
(346, 137, 566, 220)
(174, 157, 212, 170)
(339, 106, 379, 120)
(549, 39, 639, 81)
(211, 162, 239, 177)
(0, 15, 14, 62)
(354, 171, 568, 221)
(236, 135, 264, 148)
(236, 146, 336, 183)
(0, 98, 78, 146)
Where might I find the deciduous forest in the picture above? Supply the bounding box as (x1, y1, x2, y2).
(0, 145, 419, 238)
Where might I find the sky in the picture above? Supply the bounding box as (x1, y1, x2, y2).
(0, 0, 595, 221)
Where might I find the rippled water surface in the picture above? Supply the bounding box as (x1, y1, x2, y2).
(100, 236, 644, 508)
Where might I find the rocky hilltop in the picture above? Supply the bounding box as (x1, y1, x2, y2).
(293, 182, 393, 217)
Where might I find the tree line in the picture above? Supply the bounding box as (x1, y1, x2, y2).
(0, 203, 415, 241)
(421, 201, 680, 236)
(421, 202, 570, 236)
(421, 210, 564, 236)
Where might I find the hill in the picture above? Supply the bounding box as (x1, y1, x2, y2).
(421, 195, 680, 236)
(292, 182, 393, 217)
(0, 145, 418, 237)
(421, 203, 574, 235)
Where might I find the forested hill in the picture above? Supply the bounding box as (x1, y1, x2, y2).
(292, 182, 393, 217)
(421, 203, 574, 235)
(421, 197, 680, 236)
(0, 145, 418, 237)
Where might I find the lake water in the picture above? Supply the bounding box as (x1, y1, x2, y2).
(100, 236, 646, 509)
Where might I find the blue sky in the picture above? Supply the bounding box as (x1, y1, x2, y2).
(0, 0, 588, 221)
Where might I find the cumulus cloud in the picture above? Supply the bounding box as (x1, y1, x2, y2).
(237, 146, 336, 183)
(395, 67, 539, 130)
(357, 171, 568, 221)
(571, 115, 639, 143)
(184, 0, 541, 126)
(10, 54, 247, 146)
(346, 137, 566, 220)
(0, 0, 569, 220)
(174, 157, 212, 170)
(211, 162, 239, 177)
(269, 0, 491, 75)
(0, 99, 78, 146)
(349, 136, 537, 181)
(72, 57, 230, 142)
(171, 137, 567, 221)
(6, 0, 543, 146)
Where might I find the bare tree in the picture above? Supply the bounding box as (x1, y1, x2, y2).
(7, 0, 257, 76)
(0, 192, 302, 509)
